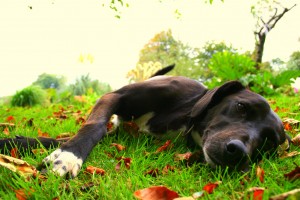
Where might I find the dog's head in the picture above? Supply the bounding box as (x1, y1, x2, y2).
(190, 81, 288, 171)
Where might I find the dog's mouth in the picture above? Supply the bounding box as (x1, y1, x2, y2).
(203, 146, 250, 172)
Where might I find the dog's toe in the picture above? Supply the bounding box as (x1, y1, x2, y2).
(43, 149, 83, 177)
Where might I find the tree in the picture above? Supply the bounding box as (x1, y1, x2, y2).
(33, 73, 66, 89)
(251, 1, 296, 69)
(287, 51, 300, 71)
(69, 74, 112, 96)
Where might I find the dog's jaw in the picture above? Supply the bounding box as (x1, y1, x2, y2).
(43, 149, 83, 177)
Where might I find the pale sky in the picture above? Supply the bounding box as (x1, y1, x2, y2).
(0, 0, 299, 97)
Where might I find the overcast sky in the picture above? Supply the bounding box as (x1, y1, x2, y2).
(0, 0, 299, 97)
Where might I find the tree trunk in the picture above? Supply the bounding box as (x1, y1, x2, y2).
(252, 4, 296, 69)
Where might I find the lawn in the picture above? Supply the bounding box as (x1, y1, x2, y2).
(0, 94, 299, 200)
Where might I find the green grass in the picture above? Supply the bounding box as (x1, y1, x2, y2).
(0, 95, 299, 200)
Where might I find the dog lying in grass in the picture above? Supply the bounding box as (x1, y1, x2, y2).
(0, 65, 289, 177)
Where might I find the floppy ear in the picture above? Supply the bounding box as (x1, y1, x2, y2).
(191, 81, 245, 118)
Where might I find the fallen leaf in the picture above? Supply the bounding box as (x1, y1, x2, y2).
(162, 164, 175, 175)
(80, 182, 96, 191)
(203, 181, 221, 194)
(134, 186, 179, 200)
(280, 151, 300, 159)
(31, 148, 47, 155)
(115, 157, 131, 171)
(270, 188, 300, 200)
(0, 123, 15, 128)
(256, 166, 265, 183)
(76, 116, 86, 125)
(15, 188, 34, 200)
(156, 140, 173, 153)
(37, 129, 50, 137)
(3, 127, 10, 135)
(291, 134, 300, 146)
(85, 166, 105, 175)
(144, 168, 159, 177)
(0, 154, 40, 180)
(123, 121, 139, 135)
(174, 197, 194, 200)
(174, 152, 193, 161)
(6, 115, 15, 122)
(110, 143, 126, 152)
(10, 148, 19, 158)
(284, 164, 300, 181)
(247, 187, 265, 200)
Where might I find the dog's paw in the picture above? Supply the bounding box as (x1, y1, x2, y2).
(43, 148, 83, 177)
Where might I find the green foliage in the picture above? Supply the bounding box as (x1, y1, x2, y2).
(69, 74, 112, 96)
(286, 51, 300, 70)
(206, 51, 256, 88)
(134, 30, 235, 82)
(33, 73, 66, 89)
(11, 85, 47, 107)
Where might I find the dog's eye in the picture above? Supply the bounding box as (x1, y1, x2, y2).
(236, 103, 246, 114)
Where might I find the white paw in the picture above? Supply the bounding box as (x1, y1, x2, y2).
(43, 148, 83, 177)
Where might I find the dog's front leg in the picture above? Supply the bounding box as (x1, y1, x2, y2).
(43, 93, 120, 177)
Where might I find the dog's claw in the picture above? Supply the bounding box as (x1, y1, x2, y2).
(43, 148, 83, 177)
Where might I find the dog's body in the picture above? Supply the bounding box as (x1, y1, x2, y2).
(1, 66, 288, 177)
(42, 69, 287, 177)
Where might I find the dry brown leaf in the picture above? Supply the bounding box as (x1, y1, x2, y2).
(85, 166, 105, 175)
(174, 152, 193, 161)
(280, 151, 300, 159)
(291, 134, 300, 146)
(134, 186, 179, 200)
(247, 187, 265, 200)
(256, 166, 265, 183)
(156, 140, 173, 153)
(15, 188, 34, 200)
(284, 164, 300, 181)
(110, 143, 126, 152)
(0, 154, 39, 180)
(270, 188, 300, 200)
(202, 181, 221, 194)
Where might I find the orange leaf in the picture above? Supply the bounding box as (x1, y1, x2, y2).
(247, 187, 265, 200)
(11, 147, 19, 158)
(110, 143, 126, 152)
(256, 166, 265, 183)
(85, 166, 105, 175)
(15, 188, 34, 200)
(156, 140, 173, 153)
(6, 115, 15, 122)
(37, 129, 50, 137)
(134, 186, 179, 200)
(203, 181, 221, 194)
(174, 152, 193, 161)
(3, 127, 10, 135)
(115, 157, 131, 171)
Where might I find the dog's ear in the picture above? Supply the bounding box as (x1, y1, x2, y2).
(191, 81, 245, 118)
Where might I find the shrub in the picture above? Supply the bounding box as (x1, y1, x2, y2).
(11, 85, 47, 107)
(206, 51, 256, 88)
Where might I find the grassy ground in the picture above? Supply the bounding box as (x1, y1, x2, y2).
(0, 95, 299, 200)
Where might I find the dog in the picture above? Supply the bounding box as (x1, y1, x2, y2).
(0, 65, 289, 177)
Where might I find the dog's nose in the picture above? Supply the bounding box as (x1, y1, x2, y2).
(225, 140, 247, 160)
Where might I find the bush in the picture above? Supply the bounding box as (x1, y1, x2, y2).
(206, 51, 256, 88)
(11, 85, 47, 107)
